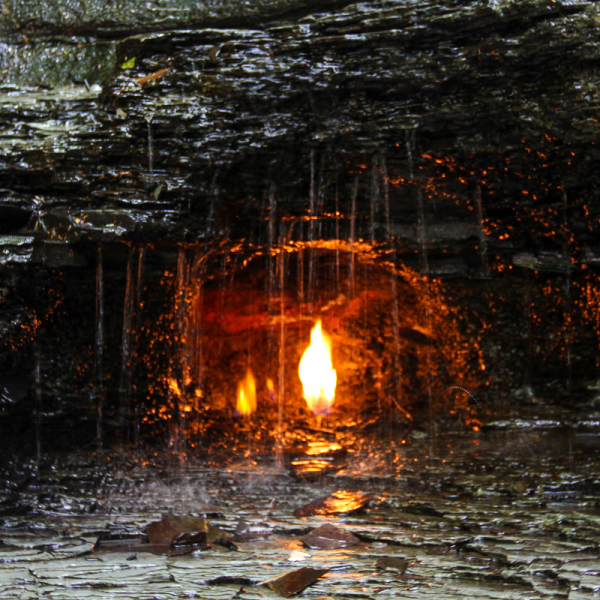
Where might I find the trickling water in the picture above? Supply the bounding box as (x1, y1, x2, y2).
(349, 175, 358, 300)
(562, 188, 572, 396)
(297, 235, 304, 302)
(174, 248, 188, 456)
(308, 151, 316, 308)
(407, 131, 428, 279)
(190, 253, 207, 450)
(308, 151, 316, 240)
(95, 246, 104, 452)
(172, 249, 208, 459)
(134, 246, 145, 451)
(335, 180, 340, 294)
(277, 230, 286, 469)
(408, 132, 433, 447)
(524, 271, 533, 399)
(268, 185, 277, 302)
(370, 156, 380, 245)
(382, 158, 404, 435)
(146, 115, 154, 177)
(267, 185, 277, 376)
(475, 185, 489, 277)
(417, 189, 429, 276)
(120, 248, 135, 433)
(207, 170, 219, 236)
(315, 154, 325, 242)
(34, 347, 42, 472)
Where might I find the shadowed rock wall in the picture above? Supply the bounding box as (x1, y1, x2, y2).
(1, 0, 600, 451)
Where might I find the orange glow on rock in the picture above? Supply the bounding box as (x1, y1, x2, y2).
(236, 369, 256, 415)
(168, 377, 181, 397)
(298, 320, 337, 416)
(266, 377, 277, 403)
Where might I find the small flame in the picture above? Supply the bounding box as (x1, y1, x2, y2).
(236, 368, 256, 415)
(298, 320, 337, 416)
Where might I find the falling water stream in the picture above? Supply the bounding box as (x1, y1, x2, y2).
(383, 158, 403, 443)
(308, 151, 317, 307)
(134, 246, 145, 450)
(562, 189, 573, 397)
(34, 346, 41, 473)
(95, 246, 104, 452)
(475, 185, 489, 277)
(119, 247, 135, 433)
(349, 175, 358, 301)
(146, 115, 154, 178)
(277, 231, 286, 468)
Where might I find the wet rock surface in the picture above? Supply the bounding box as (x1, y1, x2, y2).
(0, 425, 599, 599)
(0, 0, 598, 245)
(1, 0, 598, 385)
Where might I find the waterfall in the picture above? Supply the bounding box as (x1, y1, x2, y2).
(308, 150, 316, 309)
(190, 253, 207, 449)
(335, 179, 340, 295)
(562, 188, 572, 396)
(408, 131, 433, 445)
(35, 347, 42, 472)
(95, 246, 104, 452)
(475, 185, 488, 277)
(349, 174, 358, 301)
(382, 157, 404, 433)
(267, 184, 277, 377)
(277, 229, 286, 469)
(173, 247, 188, 456)
(134, 246, 145, 450)
(370, 156, 380, 245)
(146, 115, 154, 177)
(120, 247, 135, 435)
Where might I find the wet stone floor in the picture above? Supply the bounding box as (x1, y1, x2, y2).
(1, 424, 600, 600)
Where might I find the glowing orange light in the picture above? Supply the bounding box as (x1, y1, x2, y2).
(266, 378, 277, 403)
(236, 369, 256, 415)
(298, 320, 337, 416)
(168, 377, 181, 397)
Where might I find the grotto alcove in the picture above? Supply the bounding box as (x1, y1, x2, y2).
(0, 0, 600, 598)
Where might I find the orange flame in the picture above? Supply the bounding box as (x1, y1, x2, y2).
(236, 369, 256, 415)
(298, 320, 337, 416)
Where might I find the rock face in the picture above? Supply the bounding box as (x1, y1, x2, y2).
(0, 0, 599, 452)
(0, 0, 598, 244)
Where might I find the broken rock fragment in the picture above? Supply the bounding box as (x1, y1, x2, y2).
(300, 523, 359, 550)
(146, 514, 209, 546)
(260, 566, 329, 597)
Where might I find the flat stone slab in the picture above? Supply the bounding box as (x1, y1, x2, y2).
(0, 432, 599, 600)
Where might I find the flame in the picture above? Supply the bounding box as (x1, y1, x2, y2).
(298, 320, 337, 416)
(236, 368, 256, 415)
